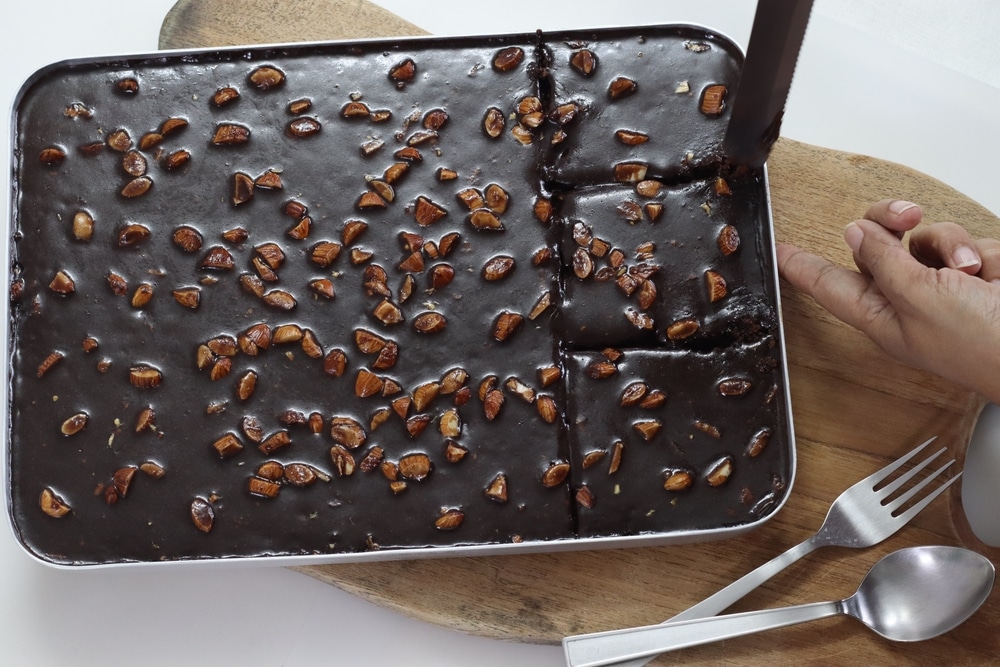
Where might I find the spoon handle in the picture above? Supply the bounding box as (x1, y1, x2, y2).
(562, 600, 840, 667)
(669, 536, 819, 622)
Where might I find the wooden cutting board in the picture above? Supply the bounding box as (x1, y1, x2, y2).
(161, 3, 1000, 663)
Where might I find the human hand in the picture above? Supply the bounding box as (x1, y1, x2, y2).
(776, 199, 1000, 404)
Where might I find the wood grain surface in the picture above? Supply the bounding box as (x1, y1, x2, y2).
(161, 2, 1000, 663)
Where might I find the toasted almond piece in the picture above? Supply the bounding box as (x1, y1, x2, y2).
(485, 473, 509, 503)
(700, 84, 727, 115)
(718, 225, 740, 255)
(536, 395, 558, 423)
(483, 184, 509, 215)
(372, 300, 403, 326)
(747, 427, 774, 458)
(570, 49, 597, 76)
(134, 406, 156, 433)
(235, 371, 257, 401)
(666, 318, 700, 341)
(40, 488, 71, 518)
(719, 378, 753, 397)
(483, 107, 505, 138)
(706, 456, 734, 487)
(355, 369, 385, 398)
(634, 420, 662, 441)
(538, 366, 561, 388)
(608, 76, 637, 99)
(61, 412, 89, 436)
(329, 445, 356, 476)
(72, 211, 95, 241)
(330, 417, 366, 449)
(414, 196, 447, 226)
(258, 430, 291, 455)
(248, 476, 282, 499)
(439, 409, 462, 437)
(445, 440, 468, 463)
(483, 388, 504, 422)
(129, 365, 162, 388)
(493, 46, 525, 72)
(389, 58, 416, 83)
(542, 461, 571, 488)
(212, 432, 244, 459)
(664, 469, 694, 492)
(435, 508, 464, 531)
(639, 389, 667, 410)
(620, 382, 649, 407)
(249, 65, 285, 89)
(586, 360, 617, 380)
(492, 311, 522, 341)
(413, 312, 447, 334)
(412, 381, 441, 413)
(172, 287, 201, 309)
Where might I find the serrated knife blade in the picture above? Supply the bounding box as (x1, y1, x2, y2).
(723, 0, 814, 168)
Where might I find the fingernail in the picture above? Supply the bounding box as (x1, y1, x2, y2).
(953, 244, 981, 270)
(844, 222, 863, 253)
(889, 200, 919, 215)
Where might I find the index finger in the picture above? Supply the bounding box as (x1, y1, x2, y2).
(775, 242, 891, 334)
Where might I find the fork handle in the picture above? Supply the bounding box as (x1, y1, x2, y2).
(603, 536, 819, 667)
(562, 600, 840, 667)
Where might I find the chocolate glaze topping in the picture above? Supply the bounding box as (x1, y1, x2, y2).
(8, 25, 790, 565)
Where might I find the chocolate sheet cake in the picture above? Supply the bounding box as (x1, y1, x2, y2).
(7, 25, 791, 565)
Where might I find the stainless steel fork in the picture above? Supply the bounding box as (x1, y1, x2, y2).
(563, 436, 961, 667)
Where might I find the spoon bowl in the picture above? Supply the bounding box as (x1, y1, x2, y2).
(847, 545, 995, 641)
(563, 546, 995, 667)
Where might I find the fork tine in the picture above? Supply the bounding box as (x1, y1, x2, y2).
(874, 447, 946, 500)
(890, 470, 962, 525)
(884, 459, 957, 515)
(858, 436, 938, 488)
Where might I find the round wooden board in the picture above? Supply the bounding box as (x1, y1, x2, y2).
(161, 2, 1000, 663)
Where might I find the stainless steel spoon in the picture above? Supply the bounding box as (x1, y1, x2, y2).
(563, 546, 994, 667)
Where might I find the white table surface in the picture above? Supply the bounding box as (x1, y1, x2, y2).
(2, 2, 999, 665)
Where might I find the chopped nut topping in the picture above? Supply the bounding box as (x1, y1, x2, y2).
(570, 49, 597, 76)
(718, 225, 740, 255)
(413, 312, 447, 334)
(747, 427, 774, 457)
(482, 255, 515, 281)
(212, 123, 250, 145)
(666, 318, 700, 341)
(608, 76, 637, 100)
(664, 469, 694, 492)
(542, 461, 571, 488)
(633, 419, 662, 441)
(60, 412, 89, 436)
(248, 477, 282, 499)
(389, 58, 416, 84)
(399, 453, 432, 480)
(700, 84, 727, 115)
(129, 365, 162, 389)
(330, 417, 366, 449)
(706, 456, 734, 487)
(483, 107, 505, 138)
(435, 508, 464, 531)
(212, 433, 244, 459)
(492, 311, 523, 341)
(493, 47, 525, 72)
(249, 65, 286, 89)
(40, 488, 71, 518)
(485, 473, 509, 503)
(190, 498, 215, 532)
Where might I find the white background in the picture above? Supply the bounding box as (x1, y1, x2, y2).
(2, 1, 999, 665)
